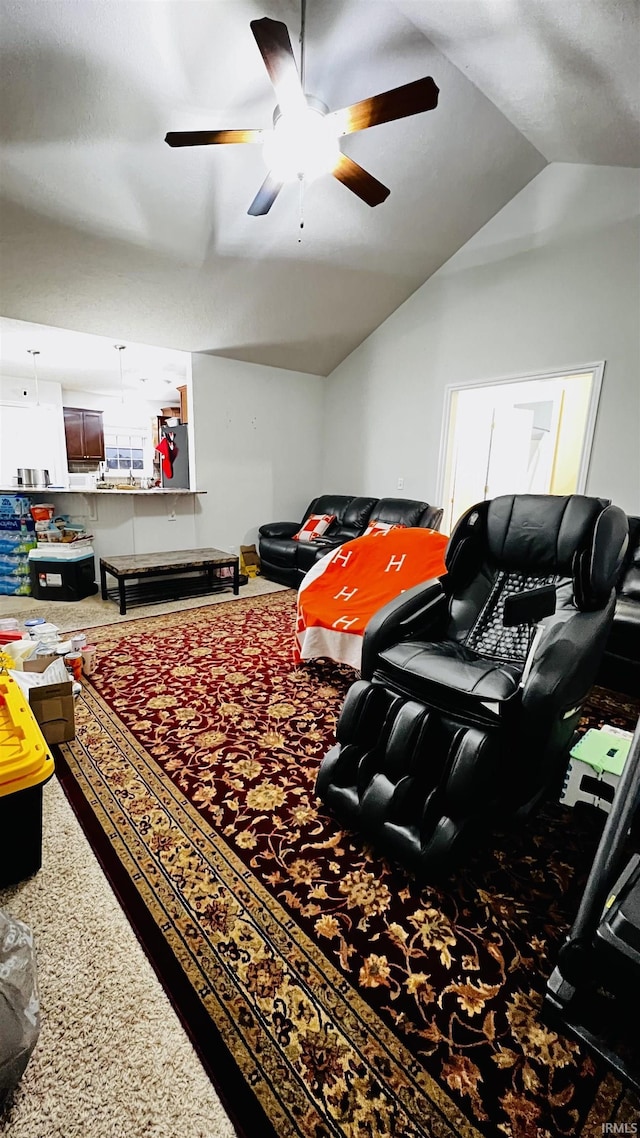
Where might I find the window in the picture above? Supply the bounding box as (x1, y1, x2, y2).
(104, 431, 151, 475)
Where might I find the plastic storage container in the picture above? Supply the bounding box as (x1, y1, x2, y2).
(28, 549, 97, 602)
(0, 673, 55, 887)
(24, 618, 46, 632)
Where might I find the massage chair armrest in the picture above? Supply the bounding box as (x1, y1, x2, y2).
(361, 578, 448, 680)
(522, 593, 616, 714)
(259, 521, 300, 539)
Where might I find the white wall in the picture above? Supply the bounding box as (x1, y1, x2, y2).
(321, 164, 640, 518)
(0, 374, 68, 487)
(191, 355, 325, 552)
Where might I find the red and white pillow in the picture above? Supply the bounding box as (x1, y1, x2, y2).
(292, 513, 336, 543)
(362, 520, 406, 538)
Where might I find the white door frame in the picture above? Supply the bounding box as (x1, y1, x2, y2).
(435, 362, 605, 525)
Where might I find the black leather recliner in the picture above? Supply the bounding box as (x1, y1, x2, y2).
(259, 494, 443, 588)
(316, 494, 628, 877)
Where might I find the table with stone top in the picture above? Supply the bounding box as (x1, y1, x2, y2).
(99, 548, 240, 614)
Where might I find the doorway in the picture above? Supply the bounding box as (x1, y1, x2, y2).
(437, 366, 603, 534)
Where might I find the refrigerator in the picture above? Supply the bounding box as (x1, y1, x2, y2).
(159, 425, 190, 489)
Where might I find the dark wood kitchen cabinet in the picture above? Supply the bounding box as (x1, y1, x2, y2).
(63, 407, 105, 461)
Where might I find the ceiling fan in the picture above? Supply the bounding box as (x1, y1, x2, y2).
(165, 6, 439, 216)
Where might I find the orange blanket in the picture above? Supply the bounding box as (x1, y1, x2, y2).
(295, 527, 448, 668)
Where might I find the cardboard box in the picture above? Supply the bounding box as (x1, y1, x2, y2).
(240, 544, 260, 577)
(24, 656, 75, 744)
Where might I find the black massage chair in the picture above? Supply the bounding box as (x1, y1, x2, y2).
(316, 494, 629, 877)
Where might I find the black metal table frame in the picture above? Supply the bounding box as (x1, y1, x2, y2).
(100, 556, 240, 615)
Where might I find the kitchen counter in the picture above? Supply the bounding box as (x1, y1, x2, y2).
(0, 487, 206, 495)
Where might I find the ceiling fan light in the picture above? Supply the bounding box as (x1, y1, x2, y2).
(262, 106, 340, 183)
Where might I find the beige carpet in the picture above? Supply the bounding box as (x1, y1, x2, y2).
(0, 778, 238, 1138)
(0, 575, 287, 634)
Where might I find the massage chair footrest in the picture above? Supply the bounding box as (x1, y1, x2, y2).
(315, 679, 505, 875)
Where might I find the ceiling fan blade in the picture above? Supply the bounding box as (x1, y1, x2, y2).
(328, 76, 439, 136)
(332, 154, 390, 207)
(248, 172, 284, 216)
(250, 17, 304, 113)
(165, 129, 264, 147)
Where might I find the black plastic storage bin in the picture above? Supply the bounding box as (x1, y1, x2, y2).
(0, 674, 55, 887)
(29, 553, 98, 602)
(0, 785, 48, 888)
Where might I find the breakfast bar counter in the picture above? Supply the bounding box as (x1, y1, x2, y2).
(0, 488, 206, 495)
(0, 489, 209, 567)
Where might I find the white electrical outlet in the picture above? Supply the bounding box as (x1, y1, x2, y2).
(168, 511, 176, 522)
(397, 477, 404, 489)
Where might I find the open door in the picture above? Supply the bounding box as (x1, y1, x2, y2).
(439, 368, 602, 533)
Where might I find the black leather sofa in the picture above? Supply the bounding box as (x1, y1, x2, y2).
(259, 494, 444, 588)
(598, 514, 640, 695)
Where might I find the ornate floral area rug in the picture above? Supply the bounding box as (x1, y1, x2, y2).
(56, 591, 639, 1138)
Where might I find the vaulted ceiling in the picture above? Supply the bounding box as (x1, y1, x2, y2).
(1, 0, 638, 377)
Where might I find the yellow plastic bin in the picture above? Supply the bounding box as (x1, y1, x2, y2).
(0, 673, 55, 888)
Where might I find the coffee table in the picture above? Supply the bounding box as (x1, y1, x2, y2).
(99, 548, 240, 615)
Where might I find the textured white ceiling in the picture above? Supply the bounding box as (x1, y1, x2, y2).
(395, 0, 640, 167)
(0, 0, 637, 377)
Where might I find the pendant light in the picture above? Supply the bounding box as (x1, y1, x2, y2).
(114, 344, 126, 403)
(27, 349, 40, 406)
